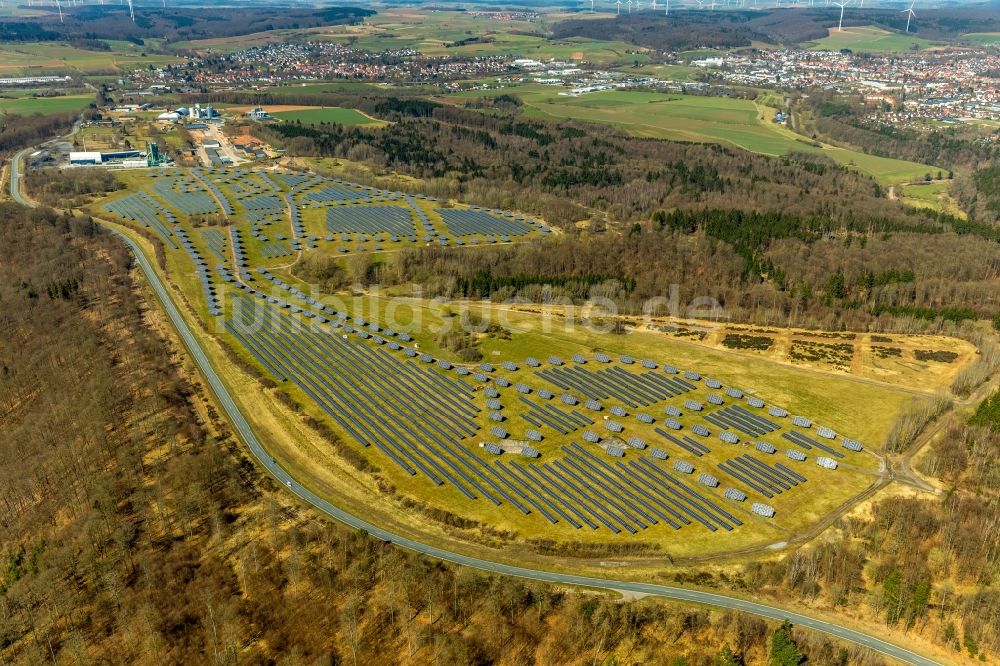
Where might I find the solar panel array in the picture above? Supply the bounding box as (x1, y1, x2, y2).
(190, 168, 234, 216)
(325, 206, 416, 236)
(118, 166, 876, 538)
(172, 226, 219, 315)
(103, 193, 178, 249)
(817, 457, 838, 469)
(302, 181, 371, 204)
(223, 295, 531, 504)
(200, 229, 228, 260)
(436, 208, 534, 237)
(260, 242, 293, 259)
(151, 175, 219, 216)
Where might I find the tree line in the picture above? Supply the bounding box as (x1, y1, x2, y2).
(743, 415, 1000, 660)
(0, 112, 77, 158)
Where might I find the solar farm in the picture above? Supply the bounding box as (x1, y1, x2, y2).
(97, 166, 909, 556)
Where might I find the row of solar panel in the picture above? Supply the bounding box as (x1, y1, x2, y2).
(153, 175, 219, 216)
(224, 296, 522, 506)
(102, 194, 178, 250)
(200, 229, 228, 261)
(191, 168, 234, 216)
(173, 226, 221, 316)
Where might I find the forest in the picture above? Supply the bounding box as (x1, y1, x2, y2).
(749, 416, 1000, 660)
(234, 95, 917, 229)
(0, 5, 374, 43)
(0, 200, 888, 665)
(211, 94, 1000, 339)
(0, 112, 78, 157)
(25, 167, 123, 208)
(551, 7, 1000, 49)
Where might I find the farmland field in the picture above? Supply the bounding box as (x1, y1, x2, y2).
(0, 93, 93, 116)
(180, 9, 649, 64)
(444, 85, 936, 184)
(310, 9, 650, 64)
(89, 165, 967, 562)
(804, 26, 940, 52)
(0, 41, 177, 75)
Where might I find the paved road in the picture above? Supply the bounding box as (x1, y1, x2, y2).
(10, 147, 32, 206)
(10, 144, 941, 666)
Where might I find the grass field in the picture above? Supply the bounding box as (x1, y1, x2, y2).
(88, 165, 966, 562)
(961, 32, 1000, 45)
(443, 85, 935, 184)
(271, 107, 386, 126)
(899, 180, 965, 216)
(625, 63, 704, 82)
(804, 26, 940, 52)
(0, 93, 93, 116)
(174, 29, 313, 53)
(0, 41, 177, 75)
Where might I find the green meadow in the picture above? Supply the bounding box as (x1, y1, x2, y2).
(271, 107, 385, 126)
(805, 26, 939, 53)
(0, 93, 94, 116)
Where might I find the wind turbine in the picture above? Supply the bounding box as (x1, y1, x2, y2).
(665, 0, 669, 14)
(833, 0, 849, 31)
(902, 0, 915, 33)
(651, 0, 657, 11)
(708, 0, 718, 8)
(126, 0, 134, 21)
(590, 0, 595, 12)
(616, 0, 621, 14)
(626, 0, 632, 13)
(54, 0, 63, 22)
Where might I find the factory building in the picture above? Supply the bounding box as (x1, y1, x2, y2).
(68, 142, 168, 168)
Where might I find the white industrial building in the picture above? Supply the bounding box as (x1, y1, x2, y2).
(69, 151, 105, 165)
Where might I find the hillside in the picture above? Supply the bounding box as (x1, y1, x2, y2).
(551, 7, 1000, 50)
(0, 5, 374, 43)
(0, 200, 889, 664)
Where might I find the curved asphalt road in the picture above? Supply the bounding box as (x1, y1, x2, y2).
(9, 146, 940, 666)
(10, 147, 32, 207)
